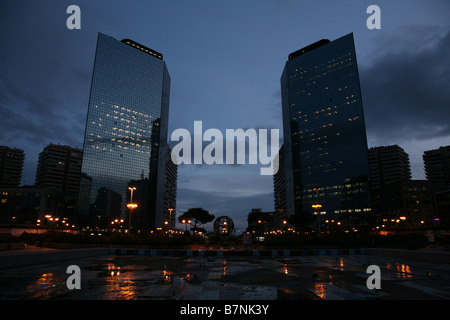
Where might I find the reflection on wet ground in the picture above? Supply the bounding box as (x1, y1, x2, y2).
(386, 262, 413, 280)
(1, 254, 450, 300)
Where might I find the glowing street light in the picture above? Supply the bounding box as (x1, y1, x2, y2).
(127, 186, 137, 232)
(168, 208, 174, 229)
(181, 219, 191, 231)
(128, 186, 136, 201)
(312, 187, 322, 236)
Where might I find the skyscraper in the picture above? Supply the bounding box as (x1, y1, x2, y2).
(281, 33, 371, 227)
(35, 144, 82, 219)
(423, 145, 450, 192)
(368, 145, 411, 190)
(35, 144, 82, 199)
(0, 146, 24, 187)
(273, 144, 289, 226)
(77, 33, 172, 230)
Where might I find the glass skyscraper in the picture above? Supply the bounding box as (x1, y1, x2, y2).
(281, 33, 371, 228)
(77, 33, 171, 230)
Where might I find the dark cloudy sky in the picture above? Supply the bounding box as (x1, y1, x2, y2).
(1, 0, 449, 231)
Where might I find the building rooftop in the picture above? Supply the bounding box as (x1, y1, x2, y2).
(288, 39, 330, 60)
(121, 39, 163, 60)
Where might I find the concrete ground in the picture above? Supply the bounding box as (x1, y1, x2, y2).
(1, 253, 450, 300)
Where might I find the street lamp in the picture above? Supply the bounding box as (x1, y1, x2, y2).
(168, 208, 174, 229)
(181, 219, 191, 231)
(312, 187, 322, 236)
(128, 187, 136, 202)
(127, 186, 137, 232)
(127, 203, 138, 231)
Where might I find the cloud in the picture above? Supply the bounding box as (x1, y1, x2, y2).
(0, 78, 84, 148)
(360, 27, 450, 145)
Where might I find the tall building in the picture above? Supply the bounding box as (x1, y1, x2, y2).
(280, 33, 371, 226)
(35, 144, 82, 221)
(273, 144, 289, 227)
(35, 144, 83, 198)
(0, 146, 24, 187)
(423, 145, 450, 192)
(163, 146, 178, 228)
(368, 145, 411, 190)
(77, 33, 172, 230)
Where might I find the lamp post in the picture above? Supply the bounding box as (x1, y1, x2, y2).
(168, 208, 174, 229)
(182, 219, 191, 232)
(127, 186, 137, 232)
(312, 187, 322, 236)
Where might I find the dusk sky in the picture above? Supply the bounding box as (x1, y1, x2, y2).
(1, 0, 449, 231)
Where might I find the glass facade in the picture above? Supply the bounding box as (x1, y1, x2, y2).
(77, 33, 171, 229)
(281, 33, 371, 225)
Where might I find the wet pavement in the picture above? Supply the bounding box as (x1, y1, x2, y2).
(1, 254, 450, 300)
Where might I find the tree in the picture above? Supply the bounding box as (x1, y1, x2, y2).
(246, 210, 273, 233)
(178, 208, 215, 232)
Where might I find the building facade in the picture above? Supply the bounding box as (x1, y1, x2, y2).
(368, 145, 411, 190)
(77, 33, 172, 230)
(423, 145, 450, 192)
(35, 144, 82, 199)
(127, 147, 177, 230)
(0, 146, 24, 187)
(273, 144, 289, 227)
(436, 189, 450, 227)
(281, 33, 371, 227)
(374, 180, 438, 229)
(35, 144, 82, 222)
(0, 186, 63, 225)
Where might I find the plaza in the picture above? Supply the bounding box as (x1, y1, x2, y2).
(1, 248, 450, 300)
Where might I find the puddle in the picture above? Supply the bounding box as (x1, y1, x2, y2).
(26, 273, 64, 299)
(386, 262, 413, 280)
(90, 264, 132, 278)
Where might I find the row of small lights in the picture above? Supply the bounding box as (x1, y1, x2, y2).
(36, 215, 75, 228)
(125, 41, 162, 59)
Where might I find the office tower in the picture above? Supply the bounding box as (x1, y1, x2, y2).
(35, 144, 82, 198)
(163, 146, 178, 228)
(35, 144, 82, 220)
(423, 145, 450, 192)
(281, 33, 371, 227)
(273, 144, 289, 227)
(368, 145, 411, 190)
(0, 146, 24, 187)
(77, 33, 171, 229)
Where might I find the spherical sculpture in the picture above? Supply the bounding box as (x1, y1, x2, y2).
(213, 216, 234, 237)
